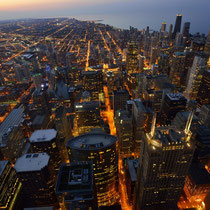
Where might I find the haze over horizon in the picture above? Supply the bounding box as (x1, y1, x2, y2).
(0, 0, 210, 34)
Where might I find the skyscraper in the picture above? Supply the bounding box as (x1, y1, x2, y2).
(182, 22, 191, 38)
(135, 127, 195, 209)
(56, 162, 98, 209)
(185, 56, 206, 100)
(160, 22, 166, 32)
(197, 70, 210, 106)
(67, 133, 118, 206)
(126, 42, 139, 75)
(172, 14, 182, 39)
(168, 24, 173, 40)
(0, 161, 22, 209)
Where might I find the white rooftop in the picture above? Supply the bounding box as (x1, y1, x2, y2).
(70, 133, 116, 150)
(14, 153, 50, 172)
(29, 129, 57, 143)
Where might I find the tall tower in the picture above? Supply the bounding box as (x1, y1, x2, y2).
(126, 42, 139, 75)
(135, 127, 195, 209)
(173, 14, 182, 39)
(185, 56, 206, 100)
(182, 22, 191, 38)
(169, 24, 173, 40)
(160, 22, 166, 32)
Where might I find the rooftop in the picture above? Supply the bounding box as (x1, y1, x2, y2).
(56, 162, 93, 193)
(68, 133, 117, 150)
(127, 159, 139, 182)
(14, 153, 50, 172)
(166, 93, 186, 101)
(29, 129, 57, 143)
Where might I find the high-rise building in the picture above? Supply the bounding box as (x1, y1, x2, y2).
(29, 129, 62, 173)
(32, 73, 42, 90)
(113, 89, 130, 116)
(56, 162, 98, 209)
(162, 93, 187, 125)
(160, 22, 166, 32)
(198, 105, 210, 128)
(182, 22, 191, 38)
(14, 64, 31, 83)
(157, 54, 170, 76)
(82, 70, 103, 100)
(116, 110, 133, 156)
(0, 105, 27, 163)
(169, 52, 186, 90)
(204, 30, 210, 56)
(126, 42, 139, 75)
(75, 101, 102, 135)
(185, 56, 206, 100)
(168, 24, 173, 40)
(14, 153, 57, 208)
(197, 70, 210, 106)
(67, 133, 118, 206)
(172, 14, 182, 39)
(135, 127, 195, 209)
(0, 161, 22, 209)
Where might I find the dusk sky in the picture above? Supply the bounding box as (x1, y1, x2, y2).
(0, 0, 210, 34)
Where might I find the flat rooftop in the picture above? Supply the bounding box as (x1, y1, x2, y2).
(166, 93, 186, 101)
(29, 129, 57, 143)
(56, 162, 93, 193)
(68, 133, 117, 150)
(127, 159, 139, 182)
(14, 153, 50, 172)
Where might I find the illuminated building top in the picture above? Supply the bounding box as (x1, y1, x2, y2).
(68, 133, 117, 150)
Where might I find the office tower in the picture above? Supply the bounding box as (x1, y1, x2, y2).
(56, 162, 98, 209)
(135, 127, 195, 210)
(185, 56, 206, 100)
(55, 106, 72, 141)
(136, 73, 147, 100)
(33, 89, 50, 114)
(204, 30, 210, 56)
(182, 22, 191, 38)
(125, 159, 139, 204)
(67, 133, 118, 206)
(131, 99, 147, 157)
(14, 153, 57, 208)
(32, 113, 49, 131)
(169, 24, 173, 40)
(75, 101, 101, 135)
(116, 110, 133, 156)
(157, 54, 170, 76)
(14, 64, 31, 83)
(169, 52, 186, 90)
(46, 66, 56, 90)
(126, 42, 139, 75)
(173, 14, 182, 39)
(0, 106, 27, 163)
(160, 22, 166, 32)
(0, 70, 5, 86)
(82, 70, 103, 100)
(0, 161, 22, 209)
(113, 89, 130, 116)
(29, 129, 62, 173)
(175, 32, 182, 47)
(197, 70, 210, 106)
(139, 55, 145, 73)
(172, 111, 199, 133)
(198, 105, 210, 128)
(178, 159, 210, 209)
(32, 73, 42, 90)
(150, 47, 158, 65)
(162, 93, 187, 125)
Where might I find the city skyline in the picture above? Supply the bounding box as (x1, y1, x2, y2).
(0, 0, 210, 34)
